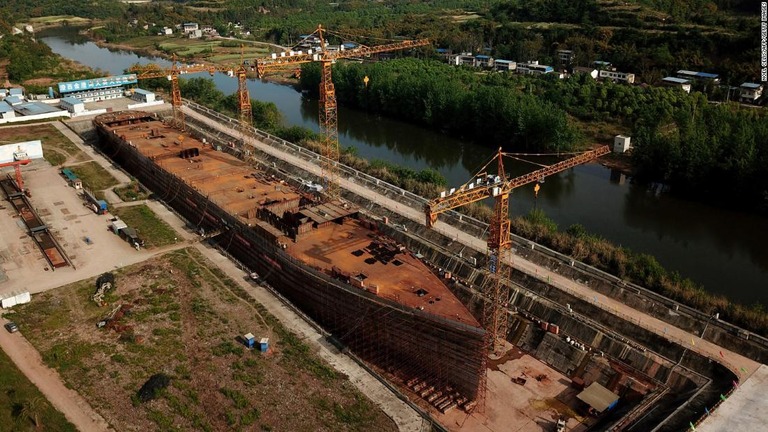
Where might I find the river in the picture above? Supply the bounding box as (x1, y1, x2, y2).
(39, 29, 768, 305)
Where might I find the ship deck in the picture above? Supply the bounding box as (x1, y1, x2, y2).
(108, 117, 300, 221)
(286, 219, 480, 326)
(101, 111, 479, 327)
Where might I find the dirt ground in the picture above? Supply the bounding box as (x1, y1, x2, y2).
(8, 248, 397, 432)
(429, 346, 591, 432)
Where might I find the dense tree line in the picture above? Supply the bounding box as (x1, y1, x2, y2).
(633, 103, 768, 212)
(300, 59, 581, 152)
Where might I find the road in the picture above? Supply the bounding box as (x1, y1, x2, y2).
(183, 105, 762, 381)
(0, 318, 113, 431)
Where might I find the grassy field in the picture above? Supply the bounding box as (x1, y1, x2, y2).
(120, 36, 273, 65)
(66, 161, 118, 191)
(10, 248, 396, 432)
(111, 204, 179, 248)
(0, 123, 88, 166)
(113, 181, 152, 202)
(0, 346, 77, 431)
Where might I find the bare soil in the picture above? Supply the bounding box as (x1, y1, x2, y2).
(11, 248, 397, 432)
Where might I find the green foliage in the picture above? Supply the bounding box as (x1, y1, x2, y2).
(0, 349, 76, 431)
(178, 78, 283, 131)
(631, 102, 768, 211)
(219, 388, 248, 409)
(0, 35, 56, 82)
(66, 161, 119, 191)
(212, 340, 244, 357)
(302, 59, 581, 152)
(509, 208, 768, 335)
(112, 205, 180, 248)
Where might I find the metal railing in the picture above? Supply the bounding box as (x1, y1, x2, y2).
(180, 99, 768, 355)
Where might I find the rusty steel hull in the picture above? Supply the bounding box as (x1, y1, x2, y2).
(94, 111, 485, 403)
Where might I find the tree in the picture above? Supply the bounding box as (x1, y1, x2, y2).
(20, 396, 45, 429)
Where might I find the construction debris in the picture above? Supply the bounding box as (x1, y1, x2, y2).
(92, 272, 115, 305)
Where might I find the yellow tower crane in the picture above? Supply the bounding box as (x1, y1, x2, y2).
(253, 25, 430, 199)
(128, 55, 252, 134)
(424, 145, 611, 353)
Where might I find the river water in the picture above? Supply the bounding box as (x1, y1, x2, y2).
(39, 29, 768, 305)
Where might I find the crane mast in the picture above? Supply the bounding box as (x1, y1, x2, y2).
(425, 145, 611, 352)
(253, 25, 430, 198)
(129, 56, 251, 135)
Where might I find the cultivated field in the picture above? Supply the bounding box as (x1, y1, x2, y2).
(10, 248, 397, 432)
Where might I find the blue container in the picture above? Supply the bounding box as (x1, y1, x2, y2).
(243, 333, 255, 349)
(259, 338, 269, 353)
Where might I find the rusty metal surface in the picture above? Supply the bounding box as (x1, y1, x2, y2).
(103, 111, 478, 327)
(286, 217, 479, 326)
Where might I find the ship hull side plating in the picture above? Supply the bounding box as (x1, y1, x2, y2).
(94, 113, 485, 402)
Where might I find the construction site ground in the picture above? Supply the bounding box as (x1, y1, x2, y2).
(0, 115, 424, 431)
(427, 346, 588, 432)
(8, 247, 397, 432)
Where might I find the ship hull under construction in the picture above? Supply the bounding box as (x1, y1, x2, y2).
(94, 111, 486, 407)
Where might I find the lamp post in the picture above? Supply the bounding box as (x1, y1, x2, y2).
(700, 312, 720, 338)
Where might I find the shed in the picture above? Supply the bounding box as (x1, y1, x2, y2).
(259, 337, 269, 352)
(0, 101, 16, 119)
(131, 88, 156, 103)
(614, 135, 631, 153)
(577, 382, 619, 414)
(111, 219, 128, 234)
(243, 332, 256, 349)
(61, 96, 85, 114)
(61, 168, 82, 189)
(5, 95, 23, 106)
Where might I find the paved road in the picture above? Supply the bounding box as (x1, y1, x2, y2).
(0, 318, 113, 431)
(183, 106, 762, 382)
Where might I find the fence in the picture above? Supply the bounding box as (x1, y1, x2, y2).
(181, 99, 768, 359)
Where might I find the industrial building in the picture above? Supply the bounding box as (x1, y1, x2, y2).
(131, 88, 156, 104)
(661, 77, 692, 93)
(60, 96, 85, 114)
(57, 74, 137, 103)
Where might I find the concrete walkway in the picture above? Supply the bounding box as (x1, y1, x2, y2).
(183, 106, 762, 382)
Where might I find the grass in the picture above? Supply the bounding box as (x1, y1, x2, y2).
(0, 123, 86, 166)
(10, 248, 397, 431)
(111, 204, 180, 248)
(66, 161, 118, 191)
(113, 181, 151, 202)
(0, 348, 77, 431)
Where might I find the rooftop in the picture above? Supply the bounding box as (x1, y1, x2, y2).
(577, 382, 619, 413)
(740, 82, 763, 89)
(61, 96, 83, 105)
(662, 77, 690, 84)
(14, 102, 62, 115)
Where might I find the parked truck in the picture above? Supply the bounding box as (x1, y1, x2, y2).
(110, 218, 145, 250)
(83, 189, 108, 214)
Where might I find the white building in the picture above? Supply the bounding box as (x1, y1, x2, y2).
(60, 96, 85, 114)
(447, 53, 476, 67)
(131, 88, 156, 103)
(188, 29, 203, 39)
(517, 61, 554, 75)
(0, 102, 15, 119)
(573, 66, 598, 79)
(739, 83, 763, 102)
(162, 27, 173, 35)
(599, 69, 635, 84)
(494, 59, 516, 72)
(661, 77, 692, 93)
(557, 49, 574, 65)
(182, 22, 199, 33)
(614, 135, 631, 153)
